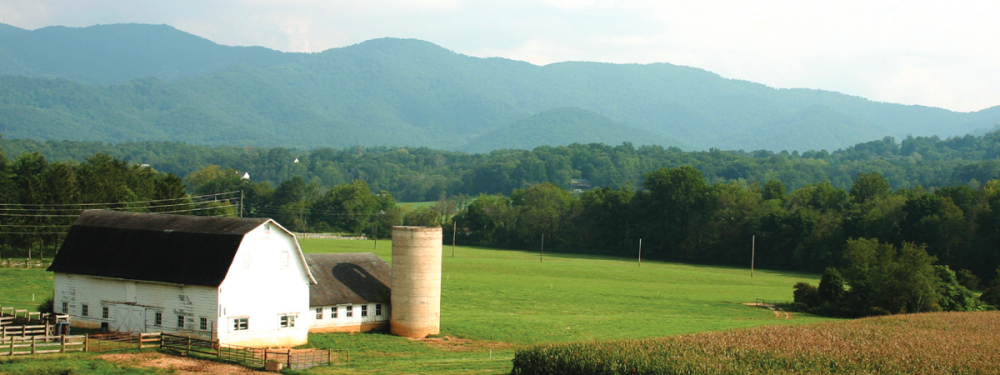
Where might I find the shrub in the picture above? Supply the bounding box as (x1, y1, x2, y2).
(956, 269, 981, 291)
(817, 267, 846, 303)
(37, 297, 54, 314)
(793, 282, 820, 307)
(979, 286, 1000, 307)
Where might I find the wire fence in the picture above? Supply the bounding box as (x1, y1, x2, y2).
(0, 259, 52, 269)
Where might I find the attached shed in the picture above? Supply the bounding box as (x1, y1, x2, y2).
(305, 253, 391, 333)
(47, 210, 316, 347)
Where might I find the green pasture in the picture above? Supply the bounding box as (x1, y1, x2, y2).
(0, 268, 53, 311)
(1, 238, 834, 374)
(296, 238, 834, 374)
(397, 201, 437, 210)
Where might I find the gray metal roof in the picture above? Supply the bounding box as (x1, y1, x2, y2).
(305, 253, 391, 306)
(48, 210, 269, 287)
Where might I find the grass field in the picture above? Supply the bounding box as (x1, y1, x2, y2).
(397, 201, 437, 210)
(295, 239, 834, 374)
(1, 238, 834, 374)
(0, 268, 53, 311)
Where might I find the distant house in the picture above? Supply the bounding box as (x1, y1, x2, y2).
(305, 253, 392, 333)
(571, 178, 592, 192)
(47, 211, 316, 347)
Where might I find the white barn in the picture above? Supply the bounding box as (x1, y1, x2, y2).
(305, 253, 391, 333)
(47, 210, 316, 347)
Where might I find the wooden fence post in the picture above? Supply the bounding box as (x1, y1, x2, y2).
(328, 349, 332, 366)
(84, 333, 89, 352)
(287, 349, 292, 370)
(31, 335, 36, 354)
(187, 337, 192, 354)
(60, 335, 66, 353)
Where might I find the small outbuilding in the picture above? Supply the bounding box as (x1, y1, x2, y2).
(47, 210, 316, 347)
(305, 253, 392, 333)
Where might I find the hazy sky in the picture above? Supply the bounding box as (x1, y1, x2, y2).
(2, 0, 997, 112)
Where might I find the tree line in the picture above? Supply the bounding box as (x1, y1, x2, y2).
(0, 143, 231, 259)
(4, 129, 1000, 202)
(444, 167, 1000, 293)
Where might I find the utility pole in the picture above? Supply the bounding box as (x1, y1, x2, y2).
(452, 221, 457, 258)
(540, 233, 544, 262)
(751, 235, 755, 278)
(240, 190, 244, 218)
(638, 238, 642, 267)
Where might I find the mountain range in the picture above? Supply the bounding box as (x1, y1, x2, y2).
(0, 22, 997, 152)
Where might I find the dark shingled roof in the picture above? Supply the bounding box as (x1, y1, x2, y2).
(47, 210, 270, 287)
(305, 253, 391, 306)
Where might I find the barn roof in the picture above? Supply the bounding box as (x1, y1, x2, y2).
(48, 210, 270, 287)
(305, 253, 391, 306)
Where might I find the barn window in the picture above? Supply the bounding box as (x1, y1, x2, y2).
(315, 308, 323, 320)
(279, 314, 296, 328)
(177, 315, 185, 328)
(200, 318, 208, 330)
(102, 307, 109, 319)
(280, 251, 290, 270)
(332, 307, 338, 319)
(346, 306, 353, 318)
(233, 317, 248, 331)
(81, 304, 89, 317)
(376, 304, 382, 316)
(62, 302, 68, 314)
(155, 313, 162, 326)
(361, 305, 368, 317)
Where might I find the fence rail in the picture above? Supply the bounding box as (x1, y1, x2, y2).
(0, 335, 86, 356)
(755, 299, 798, 310)
(86, 332, 161, 352)
(159, 333, 336, 370)
(0, 330, 339, 371)
(0, 259, 52, 269)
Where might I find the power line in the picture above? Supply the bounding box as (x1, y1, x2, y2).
(0, 199, 241, 217)
(0, 198, 232, 213)
(0, 191, 240, 208)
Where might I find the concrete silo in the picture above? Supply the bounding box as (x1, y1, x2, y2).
(390, 226, 442, 338)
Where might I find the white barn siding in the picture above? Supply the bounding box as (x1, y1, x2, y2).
(309, 303, 390, 332)
(216, 223, 311, 347)
(53, 273, 219, 339)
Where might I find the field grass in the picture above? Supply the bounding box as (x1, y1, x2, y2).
(0, 268, 53, 311)
(0, 351, 167, 374)
(296, 238, 834, 374)
(1, 238, 834, 374)
(300, 238, 832, 344)
(397, 201, 437, 210)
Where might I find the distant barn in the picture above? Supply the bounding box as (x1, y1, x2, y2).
(48, 210, 315, 347)
(49, 211, 439, 346)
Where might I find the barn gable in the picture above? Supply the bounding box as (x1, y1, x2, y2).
(49, 211, 268, 287)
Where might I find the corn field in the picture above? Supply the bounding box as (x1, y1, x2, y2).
(512, 311, 1000, 375)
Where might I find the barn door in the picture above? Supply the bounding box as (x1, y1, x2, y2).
(111, 304, 146, 333)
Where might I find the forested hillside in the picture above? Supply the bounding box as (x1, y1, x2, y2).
(0, 23, 997, 152)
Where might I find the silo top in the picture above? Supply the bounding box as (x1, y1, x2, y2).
(392, 226, 442, 232)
